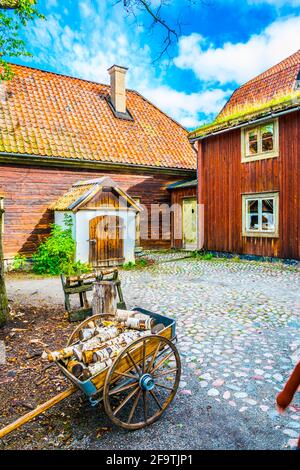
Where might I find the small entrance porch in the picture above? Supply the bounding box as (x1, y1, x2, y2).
(52, 177, 140, 267)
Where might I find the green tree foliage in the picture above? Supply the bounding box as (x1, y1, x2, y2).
(33, 214, 90, 275)
(0, 0, 44, 81)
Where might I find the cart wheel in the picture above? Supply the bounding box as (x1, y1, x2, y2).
(103, 335, 181, 430)
(66, 314, 103, 346)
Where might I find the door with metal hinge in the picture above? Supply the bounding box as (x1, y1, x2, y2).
(89, 215, 124, 266)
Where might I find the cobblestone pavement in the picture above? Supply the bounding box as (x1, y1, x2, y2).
(120, 257, 300, 449)
(6, 256, 300, 449)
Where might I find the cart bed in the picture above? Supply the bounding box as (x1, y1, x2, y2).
(56, 308, 176, 398)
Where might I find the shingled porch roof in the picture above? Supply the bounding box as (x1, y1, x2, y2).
(0, 64, 196, 170)
(51, 177, 141, 212)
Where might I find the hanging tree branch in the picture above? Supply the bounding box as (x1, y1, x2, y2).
(0, 0, 44, 81)
(118, 0, 205, 60)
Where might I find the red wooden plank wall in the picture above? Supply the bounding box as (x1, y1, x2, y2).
(0, 164, 193, 258)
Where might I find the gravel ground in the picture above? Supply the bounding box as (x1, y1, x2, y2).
(2, 255, 300, 450)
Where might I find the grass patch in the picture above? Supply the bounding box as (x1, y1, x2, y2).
(122, 257, 155, 270)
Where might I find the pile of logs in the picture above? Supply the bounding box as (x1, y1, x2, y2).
(45, 310, 161, 381)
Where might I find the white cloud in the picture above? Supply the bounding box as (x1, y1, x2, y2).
(23, 4, 226, 128)
(174, 16, 300, 85)
(79, 1, 94, 19)
(46, 0, 58, 8)
(140, 85, 230, 128)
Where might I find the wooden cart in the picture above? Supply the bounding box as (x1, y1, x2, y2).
(0, 308, 181, 438)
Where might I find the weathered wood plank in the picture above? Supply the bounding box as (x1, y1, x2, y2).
(0, 166, 195, 259)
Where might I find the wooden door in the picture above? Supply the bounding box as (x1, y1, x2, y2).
(89, 215, 124, 266)
(182, 198, 197, 249)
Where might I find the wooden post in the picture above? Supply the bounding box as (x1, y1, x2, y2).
(0, 197, 8, 327)
(92, 280, 117, 317)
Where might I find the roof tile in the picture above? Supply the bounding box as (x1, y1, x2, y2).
(0, 64, 196, 170)
(189, 50, 300, 140)
(218, 49, 300, 119)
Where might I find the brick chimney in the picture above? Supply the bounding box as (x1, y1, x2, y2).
(108, 65, 128, 115)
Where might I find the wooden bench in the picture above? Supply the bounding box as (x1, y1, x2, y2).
(61, 268, 126, 321)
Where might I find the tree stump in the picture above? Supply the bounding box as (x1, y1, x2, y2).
(92, 280, 117, 318)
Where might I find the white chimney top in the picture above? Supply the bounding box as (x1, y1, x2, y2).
(108, 65, 128, 115)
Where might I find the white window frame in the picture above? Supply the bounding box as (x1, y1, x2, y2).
(242, 192, 279, 238)
(241, 119, 279, 163)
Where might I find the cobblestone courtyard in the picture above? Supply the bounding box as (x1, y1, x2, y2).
(122, 257, 300, 449)
(5, 256, 300, 449)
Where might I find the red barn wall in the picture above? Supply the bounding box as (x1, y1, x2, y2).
(199, 110, 300, 259)
(0, 163, 195, 259)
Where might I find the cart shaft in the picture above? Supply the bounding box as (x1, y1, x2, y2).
(0, 386, 77, 440)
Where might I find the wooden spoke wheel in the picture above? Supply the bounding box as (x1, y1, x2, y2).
(103, 335, 181, 430)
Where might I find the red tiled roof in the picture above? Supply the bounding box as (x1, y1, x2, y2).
(0, 64, 196, 170)
(218, 49, 300, 119)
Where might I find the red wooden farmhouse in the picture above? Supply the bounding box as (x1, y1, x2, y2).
(0, 64, 196, 266)
(189, 49, 300, 260)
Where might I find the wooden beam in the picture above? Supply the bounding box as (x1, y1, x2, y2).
(0, 153, 196, 177)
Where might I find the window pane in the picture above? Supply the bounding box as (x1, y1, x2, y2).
(262, 137, 274, 152)
(246, 200, 259, 230)
(249, 214, 259, 230)
(261, 123, 274, 138)
(262, 214, 274, 230)
(261, 123, 274, 153)
(262, 199, 273, 213)
(248, 200, 258, 213)
(247, 129, 258, 155)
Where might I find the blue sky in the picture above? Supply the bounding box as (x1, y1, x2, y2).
(13, 0, 300, 129)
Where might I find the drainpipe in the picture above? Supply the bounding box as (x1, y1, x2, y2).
(197, 141, 205, 250)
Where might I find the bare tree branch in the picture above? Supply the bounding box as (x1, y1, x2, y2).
(116, 0, 204, 60)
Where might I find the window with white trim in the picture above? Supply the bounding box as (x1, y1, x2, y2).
(242, 192, 279, 237)
(241, 119, 279, 162)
